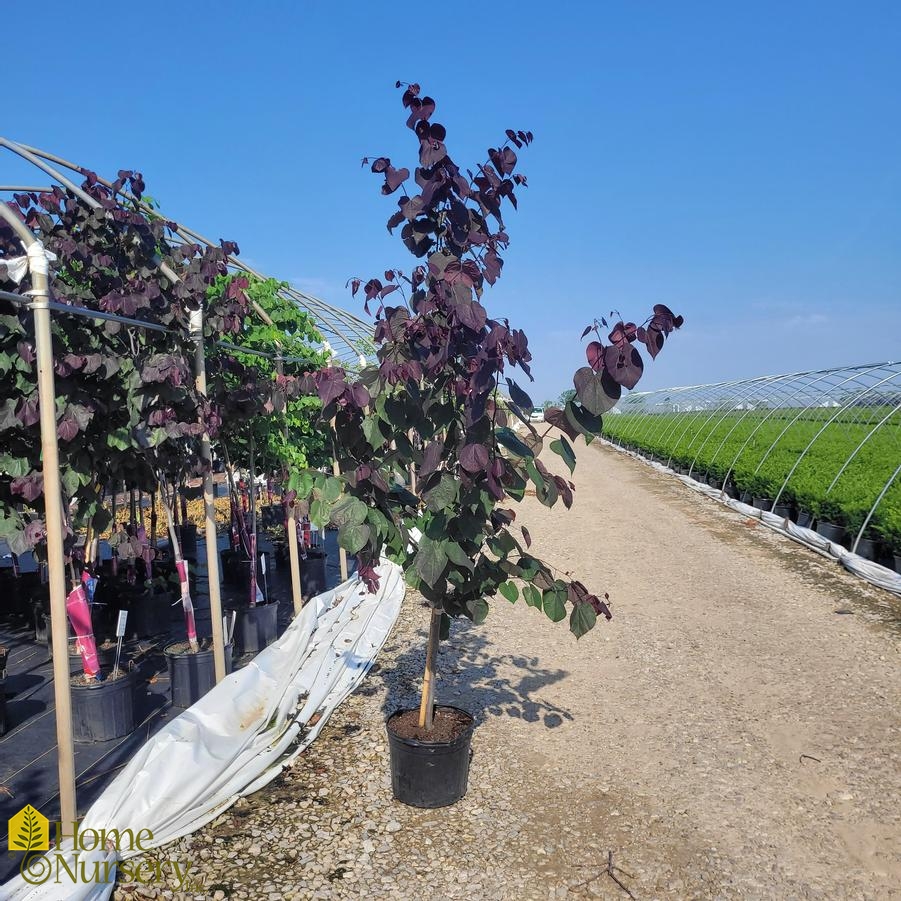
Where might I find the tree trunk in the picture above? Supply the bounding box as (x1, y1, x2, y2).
(418, 607, 442, 729)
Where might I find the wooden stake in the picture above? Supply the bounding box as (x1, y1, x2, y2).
(28, 244, 77, 833)
(191, 314, 226, 682)
(286, 501, 303, 615)
(418, 607, 442, 729)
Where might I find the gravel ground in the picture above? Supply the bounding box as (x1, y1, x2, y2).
(115, 437, 900, 900)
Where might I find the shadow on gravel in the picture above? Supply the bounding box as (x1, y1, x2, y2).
(370, 612, 573, 728)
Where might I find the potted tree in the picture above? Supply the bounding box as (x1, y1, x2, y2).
(289, 83, 682, 807)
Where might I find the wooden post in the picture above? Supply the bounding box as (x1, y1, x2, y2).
(286, 503, 303, 615)
(29, 243, 78, 832)
(418, 608, 442, 729)
(191, 310, 227, 682)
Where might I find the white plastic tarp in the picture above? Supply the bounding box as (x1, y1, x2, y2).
(2, 560, 404, 901)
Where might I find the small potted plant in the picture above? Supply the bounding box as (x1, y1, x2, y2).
(290, 83, 682, 807)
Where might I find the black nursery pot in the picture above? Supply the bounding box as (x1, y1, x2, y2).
(164, 642, 234, 708)
(300, 549, 328, 599)
(178, 524, 199, 560)
(220, 549, 266, 588)
(234, 602, 279, 654)
(740, 491, 753, 505)
(124, 589, 172, 639)
(853, 538, 877, 561)
(71, 672, 134, 742)
(387, 706, 475, 808)
(753, 497, 773, 512)
(795, 510, 815, 529)
(260, 505, 282, 529)
(773, 503, 792, 519)
(816, 521, 846, 544)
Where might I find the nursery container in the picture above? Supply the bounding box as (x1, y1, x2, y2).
(124, 589, 172, 639)
(387, 706, 475, 808)
(0, 645, 7, 736)
(71, 672, 134, 742)
(165, 642, 234, 707)
(773, 503, 792, 519)
(852, 538, 877, 561)
(178, 524, 198, 560)
(795, 510, 815, 529)
(234, 602, 279, 654)
(300, 549, 328, 599)
(816, 521, 846, 544)
(752, 497, 773, 511)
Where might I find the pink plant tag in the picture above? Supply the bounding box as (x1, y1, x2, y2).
(65, 584, 100, 677)
(176, 560, 197, 643)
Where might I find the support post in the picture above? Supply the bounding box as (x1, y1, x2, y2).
(418, 607, 442, 729)
(191, 310, 226, 682)
(286, 503, 303, 615)
(29, 242, 78, 831)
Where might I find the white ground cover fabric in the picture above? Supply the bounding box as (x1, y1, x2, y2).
(610, 442, 901, 596)
(2, 561, 404, 901)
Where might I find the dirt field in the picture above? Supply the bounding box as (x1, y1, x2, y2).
(121, 435, 901, 900)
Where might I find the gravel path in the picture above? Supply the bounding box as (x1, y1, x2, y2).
(116, 438, 901, 900)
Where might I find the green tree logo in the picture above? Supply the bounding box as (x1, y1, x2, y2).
(8, 805, 49, 851)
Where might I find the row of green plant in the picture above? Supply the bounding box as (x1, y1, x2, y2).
(604, 411, 901, 549)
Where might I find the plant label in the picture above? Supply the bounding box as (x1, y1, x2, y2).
(115, 610, 128, 638)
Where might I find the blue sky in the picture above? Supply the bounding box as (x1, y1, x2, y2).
(3, 1, 899, 403)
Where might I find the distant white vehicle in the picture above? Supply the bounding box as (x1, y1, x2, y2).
(529, 410, 545, 422)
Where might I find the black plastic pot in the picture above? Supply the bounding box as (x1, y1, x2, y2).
(723, 483, 738, 499)
(753, 497, 773, 511)
(261, 505, 282, 529)
(387, 706, 475, 808)
(300, 548, 328, 599)
(707, 476, 723, 490)
(178, 524, 198, 560)
(0, 645, 7, 736)
(852, 538, 877, 561)
(124, 590, 172, 639)
(773, 503, 792, 519)
(816, 521, 846, 544)
(894, 555, 901, 574)
(71, 672, 134, 742)
(795, 510, 815, 529)
(165, 642, 234, 707)
(234, 602, 279, 654)
(220, 549, 266, 589)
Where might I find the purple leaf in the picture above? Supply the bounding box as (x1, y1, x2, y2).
(543, 407, 580, 441)
(419, 439, 444, 479)
(460, 443, 490, 474)
(586, 341, 604, 372)
(603, 344, 644, 389)
(573, 366, 622, 415)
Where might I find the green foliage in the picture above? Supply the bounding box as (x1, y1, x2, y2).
(207, 274, 328, 475)
(604, 409, 901, 550)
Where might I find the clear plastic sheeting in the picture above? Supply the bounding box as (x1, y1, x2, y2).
(611, 443, 901, 597)
(2, 561, 404, 901)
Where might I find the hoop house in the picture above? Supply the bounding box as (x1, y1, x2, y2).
(603, 362, 901, 560)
